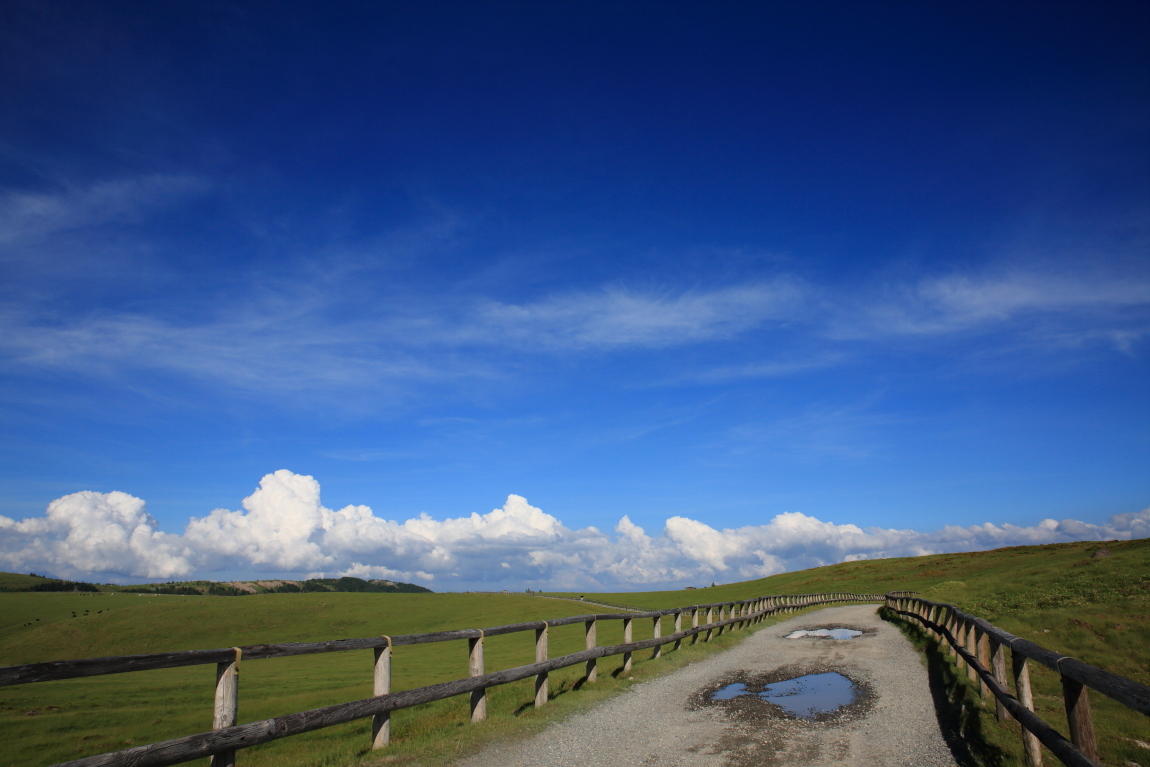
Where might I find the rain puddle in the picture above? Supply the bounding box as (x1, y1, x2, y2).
(785, 628, 862, 639)
(710, 672, 857, 719)
(712, 682, 751, 700)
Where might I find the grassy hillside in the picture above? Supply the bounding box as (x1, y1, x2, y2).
(0, 589, 799, 767)
(552, 537, 1150, 766)
(0, 572, 100, 592)
(0, 573, 431, 596)
(2, 538, 1147, 767)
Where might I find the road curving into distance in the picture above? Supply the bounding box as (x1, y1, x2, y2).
(453, 604, 962, 767)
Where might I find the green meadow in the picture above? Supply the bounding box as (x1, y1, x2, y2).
(0, 589, 796, 767)
(558, 536, 1150, 766)
(2, 537, 1147, 767)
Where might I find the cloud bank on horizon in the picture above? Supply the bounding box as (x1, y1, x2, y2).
(2, 470, 1146, 590)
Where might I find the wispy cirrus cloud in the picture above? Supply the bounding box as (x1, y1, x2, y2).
(833, 270, 1150, 340)
(0, 280, 810, 396)
(466, 281, 806, 350)
(1, 470, 1146, 588)
(0, 175, 209, 247)
(1, 266, 1145, 401)
(1, 176, 1147, 403)
(0, 305, 459, 397)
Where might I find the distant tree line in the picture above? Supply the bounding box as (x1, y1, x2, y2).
(29, 579, 100, 593)
(0, 574, 101, 593)
(302, 577, 431, 593)
(119, 577, 431, 595)
(3, 573, 431, 595)
(121, 585, 205, 596)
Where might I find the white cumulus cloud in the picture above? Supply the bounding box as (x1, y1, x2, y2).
(1, 470, 1146, 589)
(0, 490, 195, 580)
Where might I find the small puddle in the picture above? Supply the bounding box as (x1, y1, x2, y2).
(785, 628, 862, 639)
(712, 682, 749, 700)
(710, 672, 858, 719)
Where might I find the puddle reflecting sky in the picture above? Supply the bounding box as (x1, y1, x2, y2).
(712, 682, 750, 700)
(710, 672, 857, 718)
(785, 628, 862, 640)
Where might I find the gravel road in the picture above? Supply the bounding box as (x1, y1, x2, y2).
(452, 604, 962, 767)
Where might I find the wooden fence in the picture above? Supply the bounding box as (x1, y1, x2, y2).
(1, 591, 879, 767)
(885, 594, 1150, 767)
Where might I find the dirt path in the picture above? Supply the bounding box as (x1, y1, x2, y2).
(452, 604, 961, 767)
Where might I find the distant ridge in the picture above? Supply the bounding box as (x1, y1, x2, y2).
(0, 572, 432, 595)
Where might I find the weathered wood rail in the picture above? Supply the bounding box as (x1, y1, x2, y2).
(1, 591, 877, 767)
(885, 594, 1150, 767)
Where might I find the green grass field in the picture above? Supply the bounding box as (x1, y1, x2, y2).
(2, 537, 1147, 767)
(555, 537, 1150, 766)
(0, 590, 801, 767)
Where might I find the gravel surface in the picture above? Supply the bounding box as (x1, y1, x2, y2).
(452, 604, 960, 767)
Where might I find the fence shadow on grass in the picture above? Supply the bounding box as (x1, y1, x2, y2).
(882, 606, 1009, 767)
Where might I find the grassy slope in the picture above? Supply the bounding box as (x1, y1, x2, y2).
(0, 592, 633, 767)
(2, 537, 1147, 767)
(0, 591, 795, 767)
(552, 537, 1150, 765)
(0, 572, 58, 590)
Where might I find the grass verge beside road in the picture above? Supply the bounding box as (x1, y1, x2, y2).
(3, 537, 1147, 767)
(0, 590, 818, 767)
(555, 537, 1150, 766)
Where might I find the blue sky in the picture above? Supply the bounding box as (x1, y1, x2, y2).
(1, 2, 1147, 589)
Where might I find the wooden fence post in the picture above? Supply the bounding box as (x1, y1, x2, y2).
(691, 607, 700, 644)
(673, 611, 683, 650)
(977, 628, 992, 700)
(622, 617, 633, 673)
(705, 606, 714, 642)
(965, 620, 979, 684)
(1012, 647, 1043, 767)
(535, 622, 548, 709)
(210, 648, 241, 767)
(945, 609, 958, 659)
(469, 631, 486, 723)
(1061, 670, 1099, 763)
(990, 639, 1010, 723)
(953, 617, 967, 672)
(651, 616, 662, 659)
(371, 637, 391, 749)
(585, 619, 597, 682)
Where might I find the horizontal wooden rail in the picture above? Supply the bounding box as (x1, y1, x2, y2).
(885, 594, 1149, 767)
(886, 596, 1150, 716)
(28, 591, 881, 767)
(0, 593, 880, 686)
